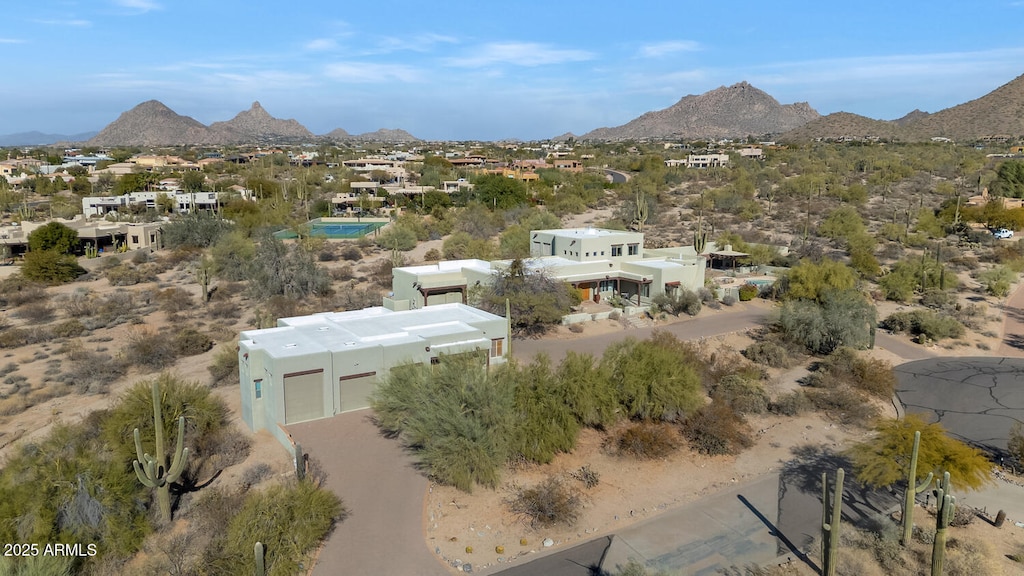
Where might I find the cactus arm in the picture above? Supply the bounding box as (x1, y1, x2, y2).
(133, 459, 158, 488)
(133, 428, 146, 464)
(931, 471, 955, 576)
(166, 416, 188, 482)
(915, 472, 934, 494)
(902, 431, 934, 546)
(255, 541, 266, 576)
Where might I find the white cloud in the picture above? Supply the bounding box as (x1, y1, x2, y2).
(324, 62, 423, 83)
(305, 38, 339, 52)
(444, 42, 593, 68)
(32, 19, 91, 27)
(638, 40, 701, 58)
(111, 0, 161, 12)
(369, 32, 459, 54)
(0, 38, 26, 44)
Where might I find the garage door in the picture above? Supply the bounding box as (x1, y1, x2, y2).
(339, 371, 377, 413)
(284, 370, 325, 424)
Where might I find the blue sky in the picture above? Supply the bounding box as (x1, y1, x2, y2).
(3, 0, 1024, 141)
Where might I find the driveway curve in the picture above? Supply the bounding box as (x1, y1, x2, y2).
(288, 412, 449, 576)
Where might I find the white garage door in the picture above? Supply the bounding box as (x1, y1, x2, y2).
(284, 370, 325, 424)
(339, 371, 377, 413)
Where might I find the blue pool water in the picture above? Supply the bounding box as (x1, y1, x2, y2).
(274, 221, 386, 239)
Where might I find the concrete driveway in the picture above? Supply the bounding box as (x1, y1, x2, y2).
(288, 411, 449, 576)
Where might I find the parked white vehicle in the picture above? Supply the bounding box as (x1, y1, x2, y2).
(993, 228, 1014, 239)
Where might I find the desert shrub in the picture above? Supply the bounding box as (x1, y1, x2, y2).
(21, 250, 86, 284)
(0, 326, 53, 349)
(507, 476, 581, 528)
(174, 328, 214, 357)
(157, 287, 194, 314)
(246, 235, 331, 301)
(601, 333, 704, 422)
(208, 345, 240, 387)
(711, 375, 769, 414)
(59, 349, 128, 394)
(192, 427, 252, 481)
(339, 244, 362, 261)
(681, 400, 754, 455)
(807, 347, 896, 399)
(371, 257, 401, 287)
(607, 422, 680, 459)
(203, 480, 344, 576)
(505, 357, 580, 464)
(124, 329, 178, 369)
(0, 276, 49, 307)
(804, 387, 878, 426)
(919, 288, 952, 309)
(554, 351, 618, 429)
(374, 224, 418, 251)
(950, 505, 976, 527)
(978, 265, 1016, 297)
(738, 283, 759, 301)
(371, 355, 512, 492)
(569, 465, 600, 489)
(241, 463, 273, 490)
(742, 340, 793, 368)
(650, 289, 702, 316)
(721, 294, 737, 306)
(105, 262, 158, 286)
(778, 288, 876, 355)
(881, 309, 964, 341)
(317, 247, 336, 262)
(769, 390, 813, 416)
(208, 300, 241, 320)
(14, 301, 55, 323)
(331, 264, 355, 282)
(423, 248, 442, 261)
(943, 538, 999, 576)
(52, 319, 86, 338)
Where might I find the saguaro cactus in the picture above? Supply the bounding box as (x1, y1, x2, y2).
(634, 187, 649, 232)
(132, 379, 189, 522)
(931, 471, 956, 576)
(254, 541, 266, 576)
(821, 468, 845, 576)
(902, 430, 934, 546)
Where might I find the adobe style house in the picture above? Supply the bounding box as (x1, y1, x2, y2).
(238, 304, 509, 449)
(384, 228, 707, 311)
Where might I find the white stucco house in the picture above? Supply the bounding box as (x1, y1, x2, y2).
(238, 303, 509, 449)
(384, 228, 708, 311)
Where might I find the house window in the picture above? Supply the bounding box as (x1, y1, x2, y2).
(431, 357, 441, 365)
(600, 280, 615, 292)
(131, 235, 139, 244)
(611, 245, 623, 257)
(254, 379, 262, 399)
(601, 251, 605, 256)
(628, 244, 639, 256)
(491, 338, 503, 357)
(585, 252, 590, 257)
(641, 284, 650, 297)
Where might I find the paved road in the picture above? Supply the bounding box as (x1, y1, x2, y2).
(289, 412, 449, 576)
(895, 357, 1024, 456)
(512, 303, 772, 364)
(601, 169, 629, 184)
(999, 282, 1024, 357)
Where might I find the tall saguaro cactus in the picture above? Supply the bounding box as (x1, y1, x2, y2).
(132, 379, 190, 522)
(634, 186, 649, 232)
(821, 468, 845, 576)
(254, 541, 266, 576)
(931, 471, 956, 576)
(902, 431, 934, 546)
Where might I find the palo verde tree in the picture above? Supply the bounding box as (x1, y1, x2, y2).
(846, 414, 992, 493)
(28, 221, 78, 254)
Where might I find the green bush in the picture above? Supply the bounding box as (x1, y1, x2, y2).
(52, 319, 86, 338)
(601, 332, 704, 422)
(374, 224, 418, 251)
(554, 352, 618, 429)
(742, 340, 793, 368)
(205, 481, 344, 576)
(21, 250, 85, 284)
(105, 262, 158, 286)
(650, 289, 702, 316)
(124, 329, 178, 370)
(505, 357, 580, 464)
(881, 309, 964, 341)
(208, 345, 240, 387)
(372, 355, 512, 492)
(711, 375, 769, 414)
(738, 283, 759, 301)
(778, 288, 876, 354)
(174, 328, 214, 357)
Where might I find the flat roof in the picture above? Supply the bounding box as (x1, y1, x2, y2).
(396, 259, 493, 276)
(240, 303, 504, 359)
(532, 227, 639, 239)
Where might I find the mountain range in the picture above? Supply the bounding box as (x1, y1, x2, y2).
(581, 82, 821, 140)
(3, 71, 1023, 146)
(82, 101, 418, 147)
(781, 72, 1024, 142)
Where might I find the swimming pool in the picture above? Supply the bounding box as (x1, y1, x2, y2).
(273, 221, 386, 239)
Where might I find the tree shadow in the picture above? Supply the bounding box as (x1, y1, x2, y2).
(779, 444, 900, 530)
